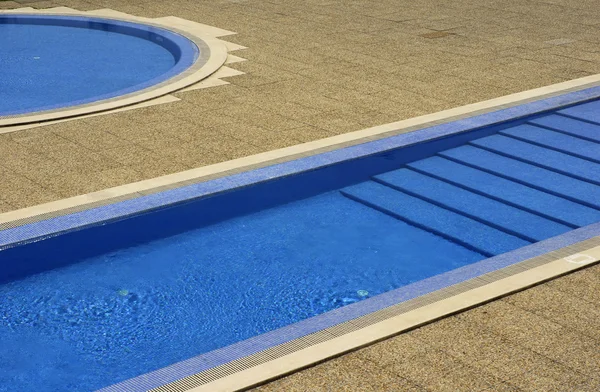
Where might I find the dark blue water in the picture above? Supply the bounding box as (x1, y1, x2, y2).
(0, 22, 175, 116)
(0, 192, 484, 391)
(2, 100, 600, 391)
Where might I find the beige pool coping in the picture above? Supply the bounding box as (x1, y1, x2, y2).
(1, 0, 600, 391)
(1, 74, 599, 228)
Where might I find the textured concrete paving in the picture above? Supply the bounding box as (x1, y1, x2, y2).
(1, 0, 600, 209)
(252, 264, 600, 392)
(1, 1, 600, 391)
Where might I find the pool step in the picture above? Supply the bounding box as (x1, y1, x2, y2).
(373, 169, 571, 242)
(469, 134, 600, 185)
(557, 99, 600, 125)
(341, 181, 530, 257)
(407, 156, 600, 228)
(528, 114, 600, 143)
(439, 145, 600, 209)
(498, 124, 600, 164)
(341, 104, 600, 257)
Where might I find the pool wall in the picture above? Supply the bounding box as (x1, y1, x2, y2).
(0, 117, 536, 282)
(2, 83, 600, 391)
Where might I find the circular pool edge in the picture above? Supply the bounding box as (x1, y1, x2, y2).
(0, 12, 229, 127)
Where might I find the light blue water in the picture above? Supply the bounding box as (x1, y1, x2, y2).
(0, 22, 175, 116)
(0, 192, 484, 391)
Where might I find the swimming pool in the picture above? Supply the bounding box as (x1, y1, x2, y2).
(0, 14, 200, 120)
(1, 92, 600, 391)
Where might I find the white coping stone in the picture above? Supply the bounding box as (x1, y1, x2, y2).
(1, 74, 600, 225)
(225, 54, 247, 64)
(210, 66, 245, 78)
(36, 7, 80, 14)
(0, 95, 181, 135)
(217, 39, 247, 52)
(1, 8, 35, 12)
(153, 16, 237, 37)
(84, 9, 151, 20)
(179, 78, 230, 92)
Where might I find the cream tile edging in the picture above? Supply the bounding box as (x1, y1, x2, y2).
(190, 247, 600, 392)
(0, 95, 182, 135)
(0, 8, 236, 126)
(1, 74, 599, 226)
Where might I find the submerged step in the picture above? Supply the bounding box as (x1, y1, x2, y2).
(374, 169, 570, 242)
(498, 124, 600, 164)
(528, 114, 600, 143)
(341, 181, 530, 257)
(470, 134, 600, 185)
(558, 99, 600, 125)
(439, 145, 600, 209)
(408, 156, 600, 228)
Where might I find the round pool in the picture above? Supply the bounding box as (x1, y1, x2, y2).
(0, 15, 200, 119)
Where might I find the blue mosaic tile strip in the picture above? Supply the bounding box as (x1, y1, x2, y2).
(2, 84, 600, 391)
(0, 14, 199, 117)
(3, 85, 600, 249)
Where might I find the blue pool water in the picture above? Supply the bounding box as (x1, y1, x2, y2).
(1, 100, 600, 390)
(0, 193, 484, 391)
(0, 16, 196, 116)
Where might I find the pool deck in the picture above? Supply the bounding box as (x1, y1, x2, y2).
(1, 0, 599, 390)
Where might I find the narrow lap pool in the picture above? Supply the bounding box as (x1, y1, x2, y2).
(1, 96, 600, 391)
(0, 15, 198, 117)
